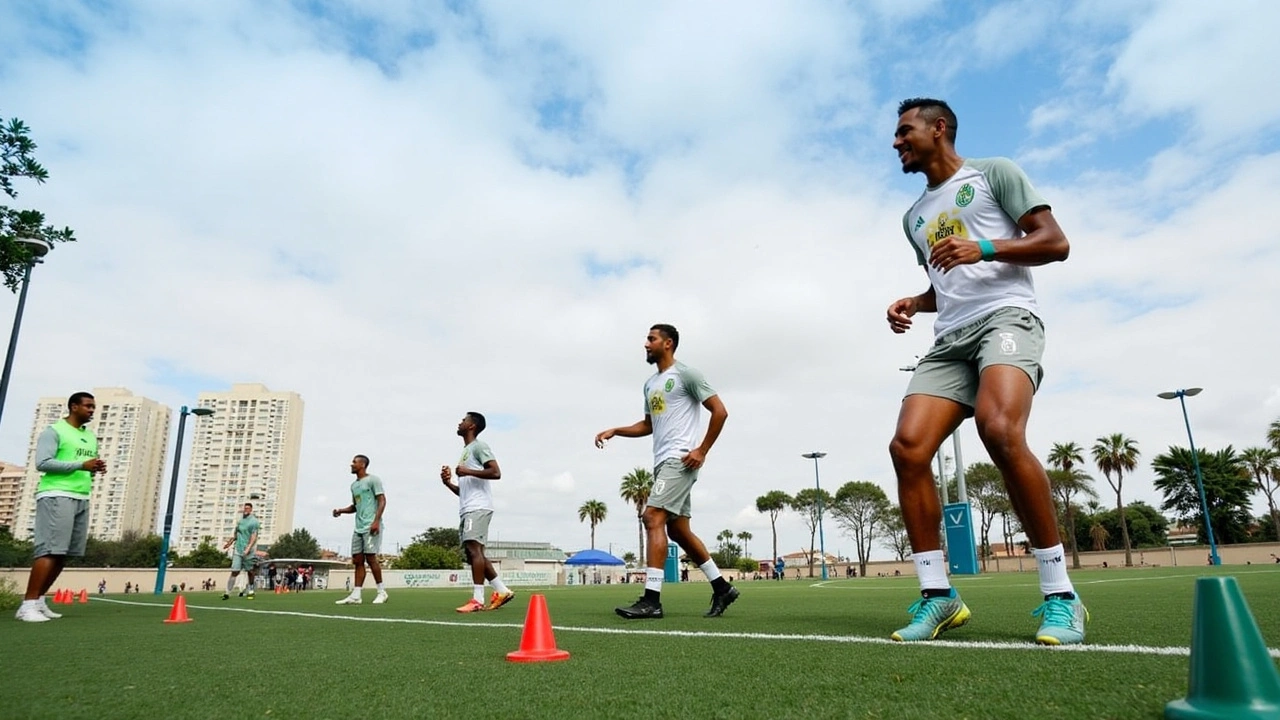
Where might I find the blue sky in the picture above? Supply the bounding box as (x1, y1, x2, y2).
(1, 0, 1278, 559)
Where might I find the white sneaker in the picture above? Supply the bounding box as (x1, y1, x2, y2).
(38, 601, 62, 619)
(372, 592, 388, 604)
(335, 595, 362, 605)
(15, 604, 50, 622)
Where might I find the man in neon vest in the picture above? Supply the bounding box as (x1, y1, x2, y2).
(16, 392, 106, 622)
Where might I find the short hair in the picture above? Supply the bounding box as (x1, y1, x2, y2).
(898, 98, 957, 143)
(651, 324, 679, 351)
(467, 412, 486, 434)
(68, 392, 94, 410)
(244, 502, 254, 510)
(354, 454, 370, 468)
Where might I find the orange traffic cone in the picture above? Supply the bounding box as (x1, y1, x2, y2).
(78, 589, 89, 604)
(56, 589, 69, 604)
(164, 594, 192, 624)
(506, 594, 570, 663)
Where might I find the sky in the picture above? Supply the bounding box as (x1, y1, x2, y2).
(1, 0, 1278, 563)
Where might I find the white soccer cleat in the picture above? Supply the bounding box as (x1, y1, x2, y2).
(335, 594, 362, 605)
(372, 592, 388, 605)
(37, 601, 62, 619)
(15, 605, 50, 622)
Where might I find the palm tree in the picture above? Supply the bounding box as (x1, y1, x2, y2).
(1092, 434, 1141, 567)
(737, 531, 753, 560)
(716, 529, 734, 555)
(1047, 467, 1097, 569)
(1241, 447, 1280, 541)
(755, 491, 791, 567)
(1048, 442, 1085, 474)
(577, 500, 608, 549)
(618, 467, 654, 565)
(1089, 522, 1110, 552)
(1268, 418, 1280, 451)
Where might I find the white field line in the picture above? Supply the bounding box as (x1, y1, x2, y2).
(813, 568, 1280, 591)
(92, 598, 1280, 659)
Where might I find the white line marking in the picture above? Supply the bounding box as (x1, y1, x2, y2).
(92, 598, 1280, 658)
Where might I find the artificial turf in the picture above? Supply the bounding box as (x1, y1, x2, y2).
(2, 566, 1278, 719)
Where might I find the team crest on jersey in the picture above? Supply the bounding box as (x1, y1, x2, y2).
(955, 183, 975, 207)
(649, 392, 667, 415)
(664, 378, 675, 392)
(924, 211, 967, 249)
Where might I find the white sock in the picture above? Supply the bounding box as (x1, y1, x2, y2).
(472, 585, 485, 603)
(226, 575, 236, 593)
(698, 560, 722, 582)
(490, 577, 510, 595)
(912, 550, 950, 592)
(22, 599, 39, 610)
(349, 586, 361, 597)
(376, 583, 386, 593)
(645, 567, 663, 594)
(1033, 544, 1074, 597)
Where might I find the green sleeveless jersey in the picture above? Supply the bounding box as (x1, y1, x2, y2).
(37, 419, 98, 496)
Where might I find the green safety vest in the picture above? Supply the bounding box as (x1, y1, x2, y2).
(36, 419, 98, 496)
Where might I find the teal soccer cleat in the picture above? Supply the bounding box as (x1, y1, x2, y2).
(891, 591, 971, 642)
(1033, 594, 1088, 645)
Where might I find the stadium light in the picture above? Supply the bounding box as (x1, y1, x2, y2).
(155, 405, 216, 593)
(1157, 387, 1219, 566)
(0, 237, 51, 430)
(801, 451, 829, 580)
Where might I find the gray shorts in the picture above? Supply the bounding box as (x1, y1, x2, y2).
(231, 553, 258, 572)
(351, 529, 382, 556)
(906, 307, 1045, 414)
(460, 510, 492, 545)
(648, 458, 698, 518)
(33, 496, 90, 558)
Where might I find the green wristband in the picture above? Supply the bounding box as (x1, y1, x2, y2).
(978, 239, 997, 261)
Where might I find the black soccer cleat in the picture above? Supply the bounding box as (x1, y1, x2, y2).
(704, 585, 740, 617)
(615, 596, 664, 620)
(221, 593, 229, 600)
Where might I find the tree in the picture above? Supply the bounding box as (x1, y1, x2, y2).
(961, 462, 1004, 570)
(395, 543, 463, 569)
(1241, 446, 1280, 541)
(1152, 446, 1254, 545)
(0, 526, 33, 567)
(1092, 434, 1141, 566)
(1268, 418, 1280, 451)
(756, 491, 791, 565)
(622, 551, 637, 565)
(174, 536, 232, 568)
(1075, 501, 1168, 551)
(829, 481, 891, 578)
(736, 531, 753, 560)
(268, 528, 321, 559)
(1089, 522, 1109, 551)
(1, 115, 77, 290)
(578, 500, 607, 548)
(70, 530, 163, 568)
(879, 506, 911, 561)
(1048, 442, 1085, 476)
(716, 529, 734, 555)
(1047, 467, 1097, 569)
(415, 526, 461, 549)
(618, 467, 654, 566)
(734, 557, 758, 576)
(790, 488, 832, 577)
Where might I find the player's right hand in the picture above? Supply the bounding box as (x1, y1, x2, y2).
(83, 458, 107, 472)
(331, 508, 341, 517)
(594, 430, 614, 449)
(886, 296, 918, 334)
(440, 465, 451, 483)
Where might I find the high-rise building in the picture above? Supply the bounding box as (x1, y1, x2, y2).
(0, 461, 26, 532)
(176, 383, 304, 554)
(12, 388, 172, 541)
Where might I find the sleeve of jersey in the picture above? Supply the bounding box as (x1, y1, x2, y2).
(977, 157, 1050, 223)
(371, 476, 385, 496)
(474, 442, 496, 465)
(902, 212, 926, 266)
(679, 365, 717, 403)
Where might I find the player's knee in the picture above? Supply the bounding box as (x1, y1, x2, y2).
(642, 507, 666, 531)
(889, 434, 932, 469)
(975, 415, 1025, 462)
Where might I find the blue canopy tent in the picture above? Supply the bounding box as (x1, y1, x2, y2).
(564, 548, 626, 566)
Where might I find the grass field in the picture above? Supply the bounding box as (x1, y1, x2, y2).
(2, 566, 1279, 720)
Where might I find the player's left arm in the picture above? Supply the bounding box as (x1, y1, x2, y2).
(244, 530, 257, 556)
(469, 459, 501, 480)
(683, 395, 728, 469)
(371, 493, 386, 535)
(929, 207, 1068, 272)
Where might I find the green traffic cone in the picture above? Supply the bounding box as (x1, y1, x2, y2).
(1166, 576, 1280, 719)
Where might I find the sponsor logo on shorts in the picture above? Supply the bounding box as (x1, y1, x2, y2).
(999, 332, 1017, 355)
(955, 183, 974, 207)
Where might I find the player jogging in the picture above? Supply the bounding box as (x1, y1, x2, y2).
(222, 503, 259, 599)
(595, 324, 737, 619)
(885, 98, 1085, 645)
(333, 455, 388, 605)
(440, 412, 515, 613)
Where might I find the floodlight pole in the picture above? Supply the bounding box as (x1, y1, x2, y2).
(155, 405, 215, 593)
(802, 452, 829, 580)
(1157, 388, 1219, 566)
(0, 238, 52, 430)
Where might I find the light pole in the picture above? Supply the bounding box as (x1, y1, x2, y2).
(0, 237, 52, 429)
(802, 451, 829, 580)
(1157, 387, 1220, 566)
(155, 405, 215, 594)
